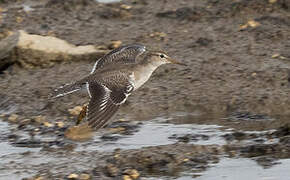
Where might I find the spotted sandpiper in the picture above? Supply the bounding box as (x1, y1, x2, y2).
(51, 44, 185, 130)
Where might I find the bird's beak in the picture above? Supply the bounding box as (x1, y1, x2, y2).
(168, 58, 187, 66)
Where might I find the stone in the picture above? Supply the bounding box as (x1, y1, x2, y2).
(8, 114, 18, 122)
(67, 173, 79, 179)
(0, 30, 108, 70)
(123, 175, 132, 180)
(43, 121, 54, 127)
(123, 169, 140, 179)
(79, 173, 91, 180)
(33, 115, 46, 124)
(108, 40, 122, 49)
(69, 106, 83, 116)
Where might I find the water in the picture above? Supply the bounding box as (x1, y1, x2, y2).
(195, 158, 290, 180)
(0, 120, 40, 157)
(1, 118, 290, 179)
(77, 122, 229, 152)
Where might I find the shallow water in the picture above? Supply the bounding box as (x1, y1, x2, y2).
(0, 120, 40, 157)
(1, 117, 290, 179)
(77, 121, 230, 152)
(195, 158, 290, 180)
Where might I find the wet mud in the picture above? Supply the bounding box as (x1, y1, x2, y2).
(0, 0, 290, 179)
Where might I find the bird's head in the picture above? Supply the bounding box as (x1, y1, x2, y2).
(147, 50, 186, 66)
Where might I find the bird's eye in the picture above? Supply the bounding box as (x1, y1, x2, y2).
(159, 54, 165, 58)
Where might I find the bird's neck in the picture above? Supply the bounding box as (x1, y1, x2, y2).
(133, 62, 160, 89)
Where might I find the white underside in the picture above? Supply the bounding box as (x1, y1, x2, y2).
(133, 64, 159, 90)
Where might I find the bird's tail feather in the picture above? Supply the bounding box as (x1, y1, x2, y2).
(49, 81, 85, 99)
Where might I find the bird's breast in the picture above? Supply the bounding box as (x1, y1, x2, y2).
(132, 65, 156, 90)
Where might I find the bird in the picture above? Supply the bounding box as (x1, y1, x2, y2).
(50, 44, 186, 130)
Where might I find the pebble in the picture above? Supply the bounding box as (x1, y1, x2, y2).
(79, 173, 91, 180)
(43, 121, 54, 127)
(106, 163, 119, 177)
(67, 173, 79, 179)
(8, 114, 18, 122)
(56, 121, 65, 128)
(123, 175, 132, 180)
(68, 106, 83, 116)
(120, 4, 132, 10)
(123, 169, 140, 179)
(34, 115, 46, 124)
(34, 176, 45, 180)
(109, 40, 122, 49)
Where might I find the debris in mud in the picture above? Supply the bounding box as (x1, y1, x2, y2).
(108, 40, 122, 49)
(100, 134, 122, 141)
(195, 37, 213, 47)
(240, 20, 260, 30)
(67, 173, 79, 179)
(156, 7, 208, 21)
(96, 144, 221, 178)
(98, 6, 132, 19)
(169, 133, 209, 143)
(79, 173, 91, 180)
(222, 131, 250, 141)
(33, 115, 46, 124)
(256, 156, 280, 168)
(271, 124, 290, 137)
(69, 106, 84, 116)
(226, 111, 273, 122)
(106, 120, 141, 135)
(12, 138, 62, 148)
(7, 113, 18, 122)
(149, 32, 167, 41)
(0, 30, 107, 69)
(123, 169, 139, 180)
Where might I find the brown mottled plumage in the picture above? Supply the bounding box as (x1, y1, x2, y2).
(50, 44, 185, 130)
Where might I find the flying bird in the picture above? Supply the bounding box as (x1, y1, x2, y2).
(50, 44, 185, 130)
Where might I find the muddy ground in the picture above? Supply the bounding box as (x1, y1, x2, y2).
(0, 0, 290, 179)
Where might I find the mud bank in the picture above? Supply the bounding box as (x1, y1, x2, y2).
(0, 0, 290, 179)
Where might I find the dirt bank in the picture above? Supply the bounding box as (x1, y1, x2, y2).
(0, 0, 290, 179)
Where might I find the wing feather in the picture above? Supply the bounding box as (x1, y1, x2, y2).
(86, 79, 134, 130)
(91, 44, 146, 73)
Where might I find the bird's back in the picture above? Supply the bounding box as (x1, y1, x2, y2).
(90, 44, 146, 74)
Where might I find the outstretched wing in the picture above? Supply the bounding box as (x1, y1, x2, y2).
(91, 44, 146, 74)
(86, 77, 134, 130)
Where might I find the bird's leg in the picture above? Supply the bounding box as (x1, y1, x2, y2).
(76, 104, 88, 125)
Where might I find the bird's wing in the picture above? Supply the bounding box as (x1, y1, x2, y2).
(86, 74, 134, 130)
(91, 44, 146, 73)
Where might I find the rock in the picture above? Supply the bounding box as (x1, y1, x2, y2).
(108, 40, 122, 49)
(8, 114, 18, 122)
(105, 163, 119, 177)
(120, 4, 132, 10)
(67, 173, 79, 179)
(43, 121, 54, 128)
(56, 121, 65, 128)
(79, 173, 91, 180)
(123, 169, 140, 179)
(0, 30, 107, 70)
(123, 175, 132, 180)
(33, 115, 46, 124)
(68, 106, 83, 116)
(34, 176, 45, 180)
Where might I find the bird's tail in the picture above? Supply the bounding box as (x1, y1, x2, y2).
(49, 81, 86, 99)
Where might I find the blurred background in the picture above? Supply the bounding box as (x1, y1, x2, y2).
(0, 0, 290, 179)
